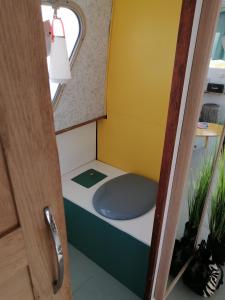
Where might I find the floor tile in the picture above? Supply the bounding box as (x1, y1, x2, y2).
(68, 244, 94, 292)
(73, 276, 141, 300)
(68, 244, 141, 300)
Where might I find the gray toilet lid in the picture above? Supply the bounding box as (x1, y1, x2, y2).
(93, 173, 158, 220)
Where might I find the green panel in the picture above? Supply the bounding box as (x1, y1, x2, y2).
(71, 169, 107, 188)
(64, 198, 149, 299)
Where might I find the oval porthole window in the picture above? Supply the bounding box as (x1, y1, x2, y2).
(41, 1, 84, 107)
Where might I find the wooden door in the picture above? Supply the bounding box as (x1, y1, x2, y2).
(0, 1, 72, 299)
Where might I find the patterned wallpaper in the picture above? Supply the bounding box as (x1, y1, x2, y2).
(54, 0, 112, 131)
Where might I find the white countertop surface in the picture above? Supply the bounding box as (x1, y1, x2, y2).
(62, 160, 155, 246)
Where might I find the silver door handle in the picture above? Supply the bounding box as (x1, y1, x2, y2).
(44, 207, 64, 294)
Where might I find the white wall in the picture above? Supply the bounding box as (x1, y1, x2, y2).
(56, 122, 96, 175)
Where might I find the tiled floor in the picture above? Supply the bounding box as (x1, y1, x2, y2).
(68, 244, 141, 300)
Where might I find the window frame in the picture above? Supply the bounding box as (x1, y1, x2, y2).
(42, 0, 86, 109)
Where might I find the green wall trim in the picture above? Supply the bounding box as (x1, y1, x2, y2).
(64, 198, 150, 299)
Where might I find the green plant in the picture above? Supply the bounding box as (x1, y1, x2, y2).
(210, 149, 225, 243)
(188, 155, 214, 229)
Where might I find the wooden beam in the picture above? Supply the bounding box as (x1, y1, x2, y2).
(154, 1, 221, 298)
(145, 0, 197, 298)
(55, 115, 107, 135)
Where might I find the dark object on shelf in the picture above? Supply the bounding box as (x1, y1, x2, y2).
(207, 83, 224, 93)
(207, 234, 225, 265)
(199, 103, 220, 123)
(183, 241, 223, 297)
(170, 222, 197, 277)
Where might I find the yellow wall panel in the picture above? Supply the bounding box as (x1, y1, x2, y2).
(98, 0, 182, 181)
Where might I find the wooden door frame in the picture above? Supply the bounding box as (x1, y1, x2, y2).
(145, 0, 221, 299)
(144, 0, 197, 298)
